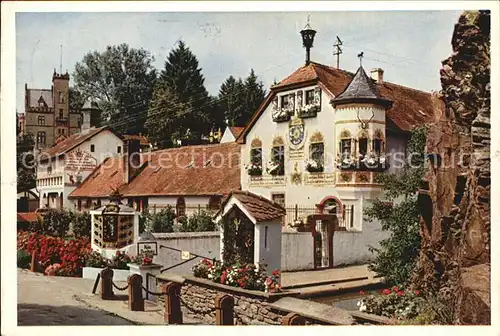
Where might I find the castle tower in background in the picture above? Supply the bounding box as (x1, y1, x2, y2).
(24, 69, 82, 149)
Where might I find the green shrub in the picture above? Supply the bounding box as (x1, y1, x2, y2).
(358, 286, 425, 320)
(150, 206, 175, 233)
(109, 251, 131, 270)
(179, 211, 216, 232)
(73, 212, 91, 237)
(17, 250, 31, 269)
(84, 251, 108, 268)
(35, 208, 75, 237)
(364, 126, 427, 285)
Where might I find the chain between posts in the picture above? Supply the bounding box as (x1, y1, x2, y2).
(140, 285, 163, 297)
(112, 281, 129, 291)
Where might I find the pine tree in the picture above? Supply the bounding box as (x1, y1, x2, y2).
(153, 40, 213, 142)
(243, 69, 266, 124)
(217, 76, 246, 127)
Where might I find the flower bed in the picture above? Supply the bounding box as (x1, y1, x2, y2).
(357, 286, 424, 321)
(17, 231, 91, 277)
(192, 259, 281, 293)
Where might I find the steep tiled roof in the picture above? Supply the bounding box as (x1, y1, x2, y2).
(39, 126, 109, 161)
(220, 190, 285, 222)
(27, 89, 53, 108)
(332, 66, 392, 108)
(17, 212, 40, 222)
(69, 142, 241, 198)
(229, 127, 245, 138)
(123, 134, 151, 146)
(237, 62, 437, 142)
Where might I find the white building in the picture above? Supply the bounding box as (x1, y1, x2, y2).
(36, 105, 123, 210)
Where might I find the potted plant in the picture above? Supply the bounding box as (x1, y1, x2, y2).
(304, 158, 324, 173)
(82, 251, 130, 281)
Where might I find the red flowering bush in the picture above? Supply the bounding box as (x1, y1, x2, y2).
(109, 251, 132, 270)
(17, 231, 91, 277)
(192, 259, 281, 293)
(358, 286, 425, 320)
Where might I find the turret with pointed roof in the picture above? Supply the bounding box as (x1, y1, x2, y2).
(331, 66, 392, 108)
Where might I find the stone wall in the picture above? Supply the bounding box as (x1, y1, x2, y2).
(414, 10, 490, 324)
(156, 274, 346, 325)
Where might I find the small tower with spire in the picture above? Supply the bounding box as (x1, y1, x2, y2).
(300, 16, 317, 65)
(330, 58, 393, 229)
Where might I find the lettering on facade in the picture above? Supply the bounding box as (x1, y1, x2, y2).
(304, 173, 336, 186)
(66, 148, 97, 171)
(248, 175, 286, 187)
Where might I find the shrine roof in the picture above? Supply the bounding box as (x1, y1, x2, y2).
(219, 190, 286, 223)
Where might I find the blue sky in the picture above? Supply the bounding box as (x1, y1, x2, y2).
(16, 11, 462, 113)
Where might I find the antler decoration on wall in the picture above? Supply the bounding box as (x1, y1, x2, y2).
(357, 109, 374, 129)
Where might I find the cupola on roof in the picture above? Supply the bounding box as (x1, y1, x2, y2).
(332, 66, 392, 108)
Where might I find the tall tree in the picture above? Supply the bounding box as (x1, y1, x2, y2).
(217, 69, 266, 127)
(243, 69, 266, 124)
(217, 75, 246, 127)
(364, 126, 427, 285)
(17, 133, 36, 192)
(68, 87, 86, 111)
(148, 40, 214, 144)
(73, 44, 157, 135)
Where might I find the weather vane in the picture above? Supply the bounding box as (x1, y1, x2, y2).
(357, 51, 364, 66)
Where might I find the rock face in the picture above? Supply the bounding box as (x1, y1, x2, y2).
(414, 10, 490, 324)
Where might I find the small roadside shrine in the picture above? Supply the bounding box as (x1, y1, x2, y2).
(215, 190, 285, 276)
(89, 191, 139, 260)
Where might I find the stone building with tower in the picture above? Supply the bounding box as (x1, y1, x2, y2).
(24, 70, 83, 149)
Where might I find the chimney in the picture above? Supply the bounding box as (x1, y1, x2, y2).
(370, 68, 384, 84)
(123, 139, 141, 184)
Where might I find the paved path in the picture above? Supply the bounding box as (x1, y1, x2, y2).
(281, 264, 376, 288)
(17, 269, 135, 325)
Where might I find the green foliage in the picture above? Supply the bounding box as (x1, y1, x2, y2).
(218, 69, 266, 127)
(150, 206, 176, 233)
(72, 212, 91, 237)
(359, 286, 425, 320)
(178, 211, 217, 232)
(16, 133, 36, 193)
(73, 43, 157, 135)
(365, 126, 427, 285)
(17, 250, 31, 269)
(147, 41, 214, 147)
(33, 208, 75, 238)
(68, 87, 86, 111)
(84, 251, 108, 268)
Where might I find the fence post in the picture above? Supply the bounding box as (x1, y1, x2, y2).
(161, 282, 183, 324)
(100, 267, 114, 300)
(282, 312, 305, 325)
(128, 274, 145, 311)
(215, 294, 234, 325)
(30, 250, 38, 273)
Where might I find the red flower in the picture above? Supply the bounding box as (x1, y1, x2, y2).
(382, 289, 392, 295)
(272, 269, 280, 276)
(359, 290, 366, 295)
(392, 286, 399, 292)
(397, 291, 404, 296)
(414, 290, 420, 296)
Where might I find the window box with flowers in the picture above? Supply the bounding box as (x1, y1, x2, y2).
(359, 153, 389, 172)
(272, 109, 291, 123)
(266, 160, 284, 176)
(246, 163, 262, 176)
(297, 104, 320, 118)
(304, 158, 324, 173)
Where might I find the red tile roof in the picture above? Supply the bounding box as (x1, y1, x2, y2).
(220, 190, 285, 222)
(237, 62, 439, 143)
(123, 134, 151, 146)
(17, 212, 40, 222)
(69, 142, 241, 198)
(229, 126, 245, 138)
(39, 126, 112, 161)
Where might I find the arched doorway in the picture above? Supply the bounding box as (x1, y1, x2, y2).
(317, 196, 344, 226)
